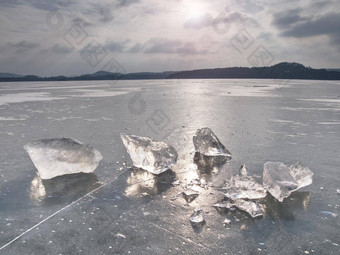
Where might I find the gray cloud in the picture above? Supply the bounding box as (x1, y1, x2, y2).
(184, 11, 258, 30)
(272, 8, 305, 29)
(0, 0, 75, 10)
(280, 12, 340, 47)
(105, 40, 129, 52)
(129, 38, 210, 55)
(115, 0, 139, 7)
(49, 44, 73, 54)
(128, 43, 144, 53)
(3, 41, 40, 54)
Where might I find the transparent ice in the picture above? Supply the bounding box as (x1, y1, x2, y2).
(213, 199, 264, 218)
(193, 128, 231, 157)
(263, 162, 313, 202)
(24, 138, 103, 179)
(221, 165, 267, 200)
(189, 209, 205, 225)
(182, 189, 199, 203)
(121, 134, 178, 175)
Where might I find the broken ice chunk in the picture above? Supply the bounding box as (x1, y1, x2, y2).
(263, 162, 313, 202)
(193, 128, 231, 157)
(213, 200, 236, 212)
(239, 164, 247, 176)
(213, 199, 264, 218)
(337, 189, 340, 194)
(183, 189, 199, 203)
(121, 134, 178, 175)
(189, 209, 205, 225)
(221, 165, 267, 200)
(24, 138, 103, 180)
(232, 199, 264, 218)
(223, 218, 231, 225)
(289, 162, 313, 189)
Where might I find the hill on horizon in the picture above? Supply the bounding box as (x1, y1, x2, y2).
(1, 62, 340, 82)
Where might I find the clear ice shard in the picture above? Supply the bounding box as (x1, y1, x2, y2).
(263, 162, 313, 202)
(120, 134, 178, 175)
(183, 189, 199, 203)
(193, 128, 231, 157)
(189, 209, 205, 225)
(213, 199, 263, 218)
(24, 138, 103, 180)
(221, 165, 267, 200)
(232, 199, 264, 218)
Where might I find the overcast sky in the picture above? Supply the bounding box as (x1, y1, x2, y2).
(0, 0, 339, 76)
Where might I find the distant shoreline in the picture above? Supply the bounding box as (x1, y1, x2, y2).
(1, 62, 340, 82)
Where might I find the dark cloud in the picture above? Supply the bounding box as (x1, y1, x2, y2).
(280, 12, 340, 46)
(49, 44, 73, 54)
(127, 43, 144, 53)
(142, 38, 209, 55)
(272, 8, 306, 29)
(71, 17, 93, 27)
(105, 40, 128, 52)
(115, 0, 139, 7)
(3, 41, 40, 54)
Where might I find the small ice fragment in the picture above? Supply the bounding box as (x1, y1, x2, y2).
(24, 138, 103, 179)
(223, 219, 231, 225)
(171, 180, 181, 186)
(120, 134, 177, 175)
(183, 189, 199, 203)
(263, 162, 313, 202)
(337, 189, 340, 194)
(116, 233, 126, 239)
(232, 199, 264, 218)
(193, 128, 231, 157)
(190, 178, 201, 186)
(214, 199, 263, 218)
(221, 165, 267, 200)
(189, 209, 205, 225)
(239, 164, 247, 176)
(213, 200, 236, 211)
(320, 211, 338, 217)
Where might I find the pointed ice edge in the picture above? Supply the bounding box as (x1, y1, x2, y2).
(263, 162, 313, 202)
(120, 134, 178, 175)
(213, 199, 264, 218)
(193, 128, 231, 157)
(221, 165, 267, 200)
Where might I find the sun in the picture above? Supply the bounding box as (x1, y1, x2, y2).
(186, 4, 204, 19)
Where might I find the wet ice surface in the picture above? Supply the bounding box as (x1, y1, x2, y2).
(0, 79, 340, 254)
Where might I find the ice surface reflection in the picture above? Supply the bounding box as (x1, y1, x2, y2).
(124, 167, 176, 197)
(30, 172, 101, 206)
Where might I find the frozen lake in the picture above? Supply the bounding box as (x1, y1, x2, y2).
(0, 79, 339, 254)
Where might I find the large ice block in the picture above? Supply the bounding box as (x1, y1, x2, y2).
(24, 138, 103, 180)
(193, 128, 231, 157)
(263, 162, 313, 202)
(121, 134, 178, 174)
